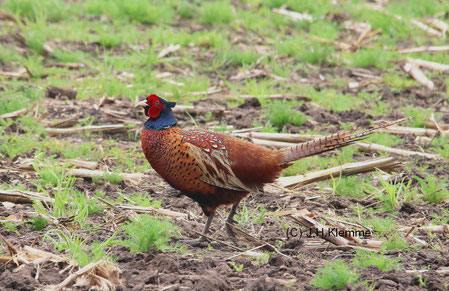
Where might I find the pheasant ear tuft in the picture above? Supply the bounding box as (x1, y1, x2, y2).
(166, 101, 176, 108)
(159, 97, 176, 108)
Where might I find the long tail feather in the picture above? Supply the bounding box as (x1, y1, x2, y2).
(280, 118, 408, 163)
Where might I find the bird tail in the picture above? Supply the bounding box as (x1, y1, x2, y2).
(280, 118, 408, 163)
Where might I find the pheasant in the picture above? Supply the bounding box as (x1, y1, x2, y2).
(137, 94, 402, 242)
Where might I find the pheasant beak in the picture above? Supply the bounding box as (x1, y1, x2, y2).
(134, 100, 148, 107)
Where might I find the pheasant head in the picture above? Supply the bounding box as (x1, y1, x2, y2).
(137, 94, 177, 130)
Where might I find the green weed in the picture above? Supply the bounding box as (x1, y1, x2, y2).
(121, 214, 178, 253)
(387, 0, 449, 18)
(177, 2, 196, 19)
(84, 0, 174, 25)
(352, 250, 401, 271)
(228, 261, 244, 272)
(57, 141, 99, 160)
(383, 72, 416, 89)
(367, 133, 402, 147)
(376, 177, 412, 211)
(366, 101, 392, 116)
(52, 49, 88, 63)
(2, 0, 74, 22)
(238, 8, 278, 31)
(381, 233, 408, 251)
(234, 204, 267, 224)
(44, 229, 119, 266)
(212, 122, 229, 133)
(103, 172, 124, 184)
(430, 209, 449, 225)
(349, 203, 366, 219)
(261, 0, 285, 9)
(351, 7, 414, 42)
(253, 251, 270, 265)
(97, 31, 122, 48)
(33, 160, 67, 187)
(0, 87, 39, 115)
(22, 55, 46, 77)
(16, 115, 46, 135)
(115, 193, 161, 208)
(332, 176, 366, 198)
(309, 259, 359, 289)
(0, 133, 41, 158)
(215, 48, 260, 67)
(431, 136, 449, 158)
(32, 160, 98, 227)
(275, 35, 305, 57)
(263, 100, 308, 128)
(415, 174, 449, 204)
(199, 1, 234, 24)
(285, 0, 335, 16)
(231, 79, 279, 99)
(0, 45, 22, 62)
(258, 121, 278, 133)
(192, 30, 228, 48)
(403, 106, 432, 127)
(338, 121, 353, 131)
(306, 87, 360, 111)
(362, 216, 397, 235)
(347, 48, 397, 69)
(332, 146, 357, 165)
(298, 42, 335, 65)
(309, 20, 339, 40)
(28, 216, 49, 231)
(415, 273, 427, 287)
(0, 220, 19, 234)
(260, 0, 286, 9)
(281, 156, 319, 176)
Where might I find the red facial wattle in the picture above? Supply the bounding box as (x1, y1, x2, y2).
(147, 105, 162, 118)
(145, 94, 163, 118)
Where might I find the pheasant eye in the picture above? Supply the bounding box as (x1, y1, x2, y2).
(155, 100, 160, 105)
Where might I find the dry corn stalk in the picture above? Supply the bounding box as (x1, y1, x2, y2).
(278, 157, 400, 188)
(402, 62, 434, 90)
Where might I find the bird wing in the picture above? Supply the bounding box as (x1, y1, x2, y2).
(180, 130, 258, 193)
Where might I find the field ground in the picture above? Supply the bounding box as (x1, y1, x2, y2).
(1, 0, 449, 290)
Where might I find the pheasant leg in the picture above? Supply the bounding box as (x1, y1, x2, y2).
(225, 203, 239, 239)
(181, 213, 214, 244)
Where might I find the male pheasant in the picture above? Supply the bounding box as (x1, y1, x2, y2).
(137, 94, 401, 242)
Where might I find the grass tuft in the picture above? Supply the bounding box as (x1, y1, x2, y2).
(403, 106, 432, 127)
(352, 250, 401, 271)
(29, 217, 49, 231)
(431, 136, 449, 158)
(2, 0, 74, 22)
(44, 229, 119, 266)
(381, 233, 408, 251)
(363, 216, 397, 235)
(376, 177, 412, 211)
(199, 1, 234, 24)
(332, 176, 366, 198)
(298, 42, 335, 65)
(367, 133, 402, 147)
(263, 100, 308, 129)
(415, 174, 449, 204)
(347, 48, 397, 69)
(84, 0, 173, 24)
